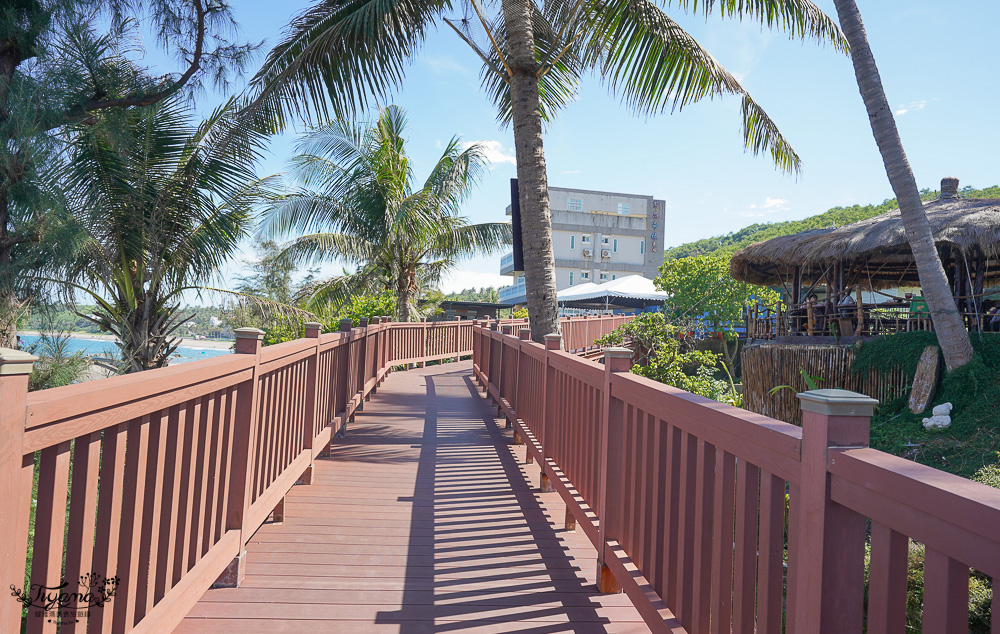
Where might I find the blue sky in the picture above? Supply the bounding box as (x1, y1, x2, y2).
(148, 0, 1000, 295)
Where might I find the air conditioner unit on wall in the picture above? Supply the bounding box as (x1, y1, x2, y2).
(601, 249, 611, 258)
(582, 248, 592, 257)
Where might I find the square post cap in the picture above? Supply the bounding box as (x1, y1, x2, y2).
(339, 318, 353, 331)
(797, 389, 878, 417)
(234, 328, 265, 340)
(518, 328, 531, 340)
(544, 333, 562, 350)
(603, 347, 632, 360)
(0, 349, 38, 375)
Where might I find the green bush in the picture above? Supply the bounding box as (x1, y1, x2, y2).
(26, 331, 92, 391)
(596, 312, 739, 405)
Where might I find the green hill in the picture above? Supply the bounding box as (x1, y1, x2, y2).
(664, 185, 1000, 260)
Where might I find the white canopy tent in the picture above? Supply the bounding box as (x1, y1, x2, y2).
(556, 275, 669, 309)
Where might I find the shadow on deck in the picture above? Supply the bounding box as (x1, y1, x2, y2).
(176, 361, 647, 633)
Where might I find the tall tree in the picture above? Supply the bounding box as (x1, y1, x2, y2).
(262, 105, 511, 321)
(56, 97, 277, 372)
(831, 0, 973, 371)
(0, 0, 257, 347)
(244, 0, 845, 341)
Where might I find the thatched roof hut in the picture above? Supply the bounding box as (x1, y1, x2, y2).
(730, 178, 1000, 295)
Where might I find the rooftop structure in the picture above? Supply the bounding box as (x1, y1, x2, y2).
(731, 177, 1000, 339)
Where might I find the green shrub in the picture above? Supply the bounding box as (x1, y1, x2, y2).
(26, 331, 92, 391)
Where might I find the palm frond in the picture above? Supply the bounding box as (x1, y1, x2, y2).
(244, 0, 451, 127)
(581, 0, 801, 173)
(667, 0, 848, 52)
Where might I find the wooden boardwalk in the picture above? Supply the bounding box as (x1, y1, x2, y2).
(177, 361, 648, 633)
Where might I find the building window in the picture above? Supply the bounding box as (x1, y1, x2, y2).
(640, 240, 645, 255)
(582, 234, 591, 244)
(599, 272, 608, 281)
(568, 198, 583, 211)
(618, 202, 630, 215)
(581, 270, 590, 281)
(602, 236, 610, 245)
(570, 235, 575, 250)
(612, 274, 617, 280)
(569, 272, 574, 286)
(613, 238, 618, 253)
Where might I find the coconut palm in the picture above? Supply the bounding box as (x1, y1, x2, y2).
(830, 0, 973, 371)
(56, 96, 289, 372)
(243, 0, 846, 341)
(262, 105, 511, 321)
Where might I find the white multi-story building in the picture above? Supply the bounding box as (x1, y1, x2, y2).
(499, 186, 665, 305)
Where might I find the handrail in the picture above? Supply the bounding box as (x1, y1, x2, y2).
(0, 317, 476, 634)
(472, 322, 1000, 633)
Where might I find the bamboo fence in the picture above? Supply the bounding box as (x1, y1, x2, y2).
(741, 342, 911, 425)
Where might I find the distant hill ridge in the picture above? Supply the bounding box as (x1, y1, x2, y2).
(664, 185, 1000, 260)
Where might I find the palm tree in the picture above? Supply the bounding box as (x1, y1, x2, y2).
(262, 105, 511, 322)
(243, 0, 846, 341)
(830, 0, 973, 371)
(56, 97, 285, 372)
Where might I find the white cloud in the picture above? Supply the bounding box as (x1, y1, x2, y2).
(743, 197, 788, 214)
(439, 271, 510, 294)
(561, 169, 581, 175)
(422, 55, 469, 76)
(462, 140, 516, 168)
(896, 100, 929, 116)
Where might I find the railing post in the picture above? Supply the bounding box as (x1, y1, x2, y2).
(216, 328, 264, 588)
(790, 389, 876, 633)
(358, 318, 370, 407)
(369, 317, 380, 396)
(453, 316, 462, 362)
(471, 320, 480, 376)
(498, 324, 513, 424)
(597, 347, 632, 594)
(338, 318, 354, 432)
(417, 317, 428, 367)
(512, 328, 531, 458)
(297, 322, 322, 486)
(540, 334, 561, 494)
(0, 349, 37, 632)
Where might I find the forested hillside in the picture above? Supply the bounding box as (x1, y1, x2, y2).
(664, 185, 1000, 260)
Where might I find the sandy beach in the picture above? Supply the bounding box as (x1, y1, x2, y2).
(20, 331, 235, 350)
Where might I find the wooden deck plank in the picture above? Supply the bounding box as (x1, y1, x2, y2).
(178, 361, 647, 632)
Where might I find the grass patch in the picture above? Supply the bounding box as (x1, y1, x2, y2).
(853, 332, 1000, 479)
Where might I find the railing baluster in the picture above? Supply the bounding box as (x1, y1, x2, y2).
(922, 548, 969, 633)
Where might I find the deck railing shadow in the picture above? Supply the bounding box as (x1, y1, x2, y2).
(0, 314, 629, 633)
(375, 369, 621, 632)
(473, 322, 1000, 633)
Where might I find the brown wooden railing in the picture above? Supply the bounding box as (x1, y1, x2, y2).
(0, 316, 481, 634)
(0, 313, 628, 633)
(473, 323, 1000, 633)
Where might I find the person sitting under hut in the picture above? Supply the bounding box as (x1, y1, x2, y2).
(806, 293, 826, 333)
(837, 293, 857, 315)
(989, 302, 1000, 332)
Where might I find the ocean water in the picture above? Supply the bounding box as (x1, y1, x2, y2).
(18, 334, 232, 365)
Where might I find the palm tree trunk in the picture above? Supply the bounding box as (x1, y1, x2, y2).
(832, 0, 973, 371)
(500, 0, 560, 343)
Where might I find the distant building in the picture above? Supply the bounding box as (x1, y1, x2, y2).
(499, 186, 665, 305)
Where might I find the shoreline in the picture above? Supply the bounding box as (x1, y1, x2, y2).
(20, 330, 235, 351)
